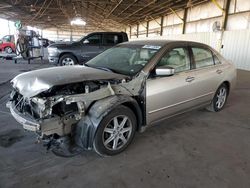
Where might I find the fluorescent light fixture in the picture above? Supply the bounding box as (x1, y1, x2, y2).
(71, 17, 86, 26)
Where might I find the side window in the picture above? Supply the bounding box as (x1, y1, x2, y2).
(85, 34, 102, 45)
(192, 47, 214, 68)
(157, 47, 190, 73)
(104, 34, 123, 45)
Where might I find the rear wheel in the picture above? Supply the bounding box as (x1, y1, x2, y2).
(59, 54, 77, 66)
(93, 105, 137, 156)
(4, 46, 13, 54)
(207, 83, 228, 112)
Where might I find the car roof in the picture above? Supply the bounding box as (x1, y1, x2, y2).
(120, 40, 209, 47)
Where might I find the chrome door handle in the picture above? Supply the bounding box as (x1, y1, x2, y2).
(216, 69, 223, 74)
(186, 76, 195, 82)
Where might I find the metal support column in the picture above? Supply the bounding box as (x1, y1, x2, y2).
(211, 0, 231, 30)
(182, 8, 188, 34)
(160, 16, 164, 36)
(56, 29, 59, 41)
(222, 0, 231, 30)
(211, 0, 231, 51)
(146, 21, 149, 37)
(129, 26, 132, 39)
(136, 24, 139, 38)
(70, 28, 73, 42)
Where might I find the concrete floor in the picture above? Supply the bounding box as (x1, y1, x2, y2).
(0, 61, 250, 188)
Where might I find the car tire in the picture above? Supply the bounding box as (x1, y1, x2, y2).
(206, 83, 229, 112)
(93, 105, 137, 156)
(59, 54, 77, 66)
(4, 46, 13, 54)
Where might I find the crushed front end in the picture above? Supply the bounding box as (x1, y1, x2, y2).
(7, 87, 87, 156)
(7, 80, 116, 155)
(6, 66, 146, 157)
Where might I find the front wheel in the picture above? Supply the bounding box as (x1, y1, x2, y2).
(93, 105, 137, 156)
(59, 54, 77, 66)
(207, 83, 228, 112)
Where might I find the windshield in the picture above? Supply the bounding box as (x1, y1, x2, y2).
(86, 45, 161, 76)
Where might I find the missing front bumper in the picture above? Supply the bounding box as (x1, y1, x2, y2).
(7, 101, 79, 136)
(7, 101, 40, 132)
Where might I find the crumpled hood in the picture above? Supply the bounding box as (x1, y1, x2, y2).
(11, 65, 127, 98)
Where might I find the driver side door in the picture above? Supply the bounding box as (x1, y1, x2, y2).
(146, 46, 198, 125)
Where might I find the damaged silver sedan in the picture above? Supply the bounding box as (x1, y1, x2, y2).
(7, 40, 236, 156)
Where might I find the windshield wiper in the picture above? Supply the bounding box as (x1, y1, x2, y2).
(85, 64, 121, 74)
(91, 66, 119, 73)
(96, 67, 115, 72)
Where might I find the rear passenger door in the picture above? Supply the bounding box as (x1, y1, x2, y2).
(189, 45, 224, 104)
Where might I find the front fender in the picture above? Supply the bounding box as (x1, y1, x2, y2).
(74, 95, 142, 150)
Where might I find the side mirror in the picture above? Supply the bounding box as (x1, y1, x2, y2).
(0, 40, 2, 44)
(155, 66, 175, 76)
(83, 39, 89, 44)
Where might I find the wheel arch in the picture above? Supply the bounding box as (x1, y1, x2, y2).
(120, 101, 143, 131)
(4, 46, 11, 49)
(212, 80, 231, 101)
(74, 95, 143, 150)
(207, 80, 231, 112)
(222, 81, 230, 93)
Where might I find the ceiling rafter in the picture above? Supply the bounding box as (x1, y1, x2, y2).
(0, 0, 209, 32)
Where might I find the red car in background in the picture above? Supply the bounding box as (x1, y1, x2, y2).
(0, 35, 15, 54)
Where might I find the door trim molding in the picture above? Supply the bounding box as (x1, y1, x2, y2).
(148, 92, 214, 114)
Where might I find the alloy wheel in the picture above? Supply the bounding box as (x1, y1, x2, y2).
(216, 87, 227, 109)
(102, 115, 132, 151)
